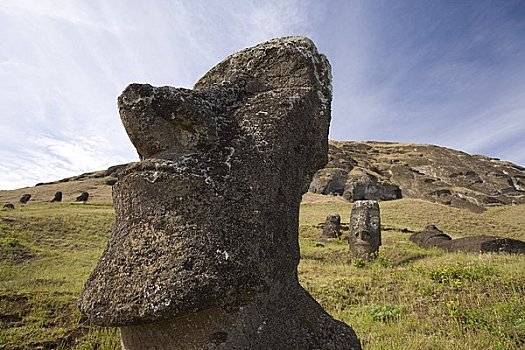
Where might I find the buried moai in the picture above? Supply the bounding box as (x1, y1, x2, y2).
(410, 224, 525, 254)
(19, 194, 31, 204)
(76, 191, 89, 202)
(323, 213, 342, 238)
(79, 37, 361, 350)
(51, 191, 62, 202)
(349, 200, 381, 261)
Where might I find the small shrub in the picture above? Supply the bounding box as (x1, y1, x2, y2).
(367, 304, 403, 323)
(353, 258, 366, 268)
(428, 263, 494, 288)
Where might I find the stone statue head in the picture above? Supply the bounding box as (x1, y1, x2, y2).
(349, 200, 381, 260)
(79, 36, 332, 327)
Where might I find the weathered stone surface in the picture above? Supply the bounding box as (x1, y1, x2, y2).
(309, 141, 525, 212)
(76, 191, 89, 202)
(410, 225, 525, 254)
(309, 168, 349, 195)
(3, 203, 15, 210)
(19, 194, 31, 204)
(323, 213, 341, 238)
(342, 168, 401, 201)
(349, 200, 381, 261)
(79, 36, 361, 349)
(51, 191, 62, 202)
(409, 224, 452, 249)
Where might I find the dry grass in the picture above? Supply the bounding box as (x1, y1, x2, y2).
(1, 195, 524, 349)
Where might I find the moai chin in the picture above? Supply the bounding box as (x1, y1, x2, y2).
(79, 36, 361, 350)
(323, 213, 342, 238)
(349, 200, 381, 261)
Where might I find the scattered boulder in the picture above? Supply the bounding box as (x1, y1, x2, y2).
(76, 192, 89, 202)
(322, 213, 342, 238)
(79, 37, 361, 349)
(3, 203, 15, 210)
(410, 225, 525, 254)
(349, 200, 381, 261)
(19, 194, 31, 204)
(51, 191, 62, 202)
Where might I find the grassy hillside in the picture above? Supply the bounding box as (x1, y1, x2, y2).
(1, 198, 524, 349)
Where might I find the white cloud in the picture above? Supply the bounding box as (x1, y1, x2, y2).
(1, 1, 524, 190)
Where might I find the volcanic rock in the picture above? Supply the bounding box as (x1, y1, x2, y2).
(79, 36, 361, 349)
(310, 141, 525, 212)
(3, 203, 15, 210)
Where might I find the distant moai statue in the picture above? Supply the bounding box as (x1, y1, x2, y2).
(79, 37, 361, 350)
(51, 191, 62, 202)
(349, 200, 381, 260)
(323, 213, 342, 238)
(19, 194, 31, 204)
(76, 191, 89, 202)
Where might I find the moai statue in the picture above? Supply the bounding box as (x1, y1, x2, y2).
(19, 194, 31, 204)
(51, 191, 62, 202)
(323, 213, 342, 238)
(349, 200, 381, 261)
(76, 191, 89, 202)
(79, 37, 361, 350)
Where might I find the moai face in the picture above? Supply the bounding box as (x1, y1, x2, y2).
(349, 200, 381, 260)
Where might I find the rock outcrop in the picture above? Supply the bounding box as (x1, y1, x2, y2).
(410, 225, 525, 254)
(309, 141, 525, 212)
(3, 203, 15, 210)
(79, 37, 361, 349)
(349, 200, 381, 261)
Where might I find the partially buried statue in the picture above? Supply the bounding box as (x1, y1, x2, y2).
(349, 200, 381, 261)
(79, 37, 361, 349)
(410, 224, 525, 254)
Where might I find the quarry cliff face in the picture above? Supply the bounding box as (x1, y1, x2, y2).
(309, 141, 525, 212)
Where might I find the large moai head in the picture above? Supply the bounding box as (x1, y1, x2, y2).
(79, 37, 361, 349)
(349, 200, 381, 260)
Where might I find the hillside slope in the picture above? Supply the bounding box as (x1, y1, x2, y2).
(309, 141, 525, 212)
(2, 141, 525, 212)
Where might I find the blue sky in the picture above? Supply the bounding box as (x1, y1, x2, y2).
(1, 0, 524, 189)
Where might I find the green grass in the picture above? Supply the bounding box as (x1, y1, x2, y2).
(1, 199, 525, 349)
(0, 203, 119, 350)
